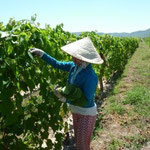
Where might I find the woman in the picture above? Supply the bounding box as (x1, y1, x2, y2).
(30, 37, 103, 150)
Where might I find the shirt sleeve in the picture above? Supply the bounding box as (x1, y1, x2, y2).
(60, 83, 88, 107)
(41, 53, 73, 72)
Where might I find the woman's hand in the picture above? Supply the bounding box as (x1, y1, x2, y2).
(53, 86, 66, 102)
(29, 48, 44, 58)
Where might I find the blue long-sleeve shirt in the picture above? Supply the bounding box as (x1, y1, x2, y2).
(41, 53, 98, 108)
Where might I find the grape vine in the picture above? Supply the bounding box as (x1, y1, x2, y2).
(0, 16, 139, 149)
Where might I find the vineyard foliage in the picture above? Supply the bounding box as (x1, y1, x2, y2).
(0, 16, 139, 149)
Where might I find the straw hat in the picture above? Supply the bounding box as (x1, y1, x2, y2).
(61, 37, 103, 64)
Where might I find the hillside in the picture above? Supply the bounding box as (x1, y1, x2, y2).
(73, 28, 150, 38)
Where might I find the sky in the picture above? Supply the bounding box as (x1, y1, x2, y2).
(1, 0, 150, 33)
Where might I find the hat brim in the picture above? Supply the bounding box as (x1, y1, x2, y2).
(61, 47, 104, 64)
(61, 37, 104, 64)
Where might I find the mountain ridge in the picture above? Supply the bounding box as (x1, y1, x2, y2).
(73, 28, 150, 38)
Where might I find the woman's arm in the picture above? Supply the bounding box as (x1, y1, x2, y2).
(29, 48, 74, 72)
(59, 83, 88, 107)
(42, 53, 74, 72)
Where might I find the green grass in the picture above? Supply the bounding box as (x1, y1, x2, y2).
(108, 133, 150, 150)
(123, 134, 150, 150)
(123, 86, 150, 105)
(108, 138, 122, 150)
(108, 103, 126, 115)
